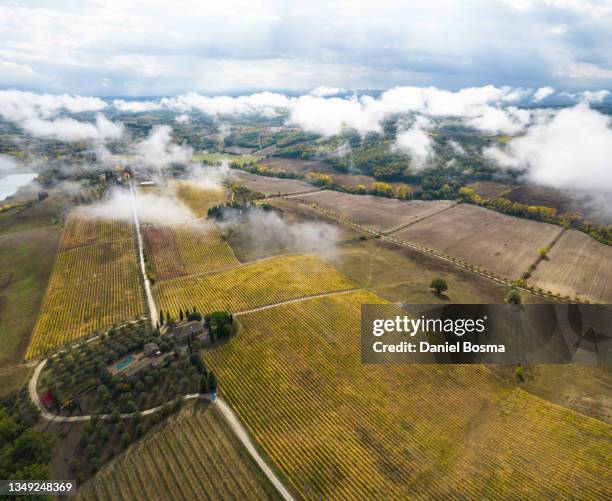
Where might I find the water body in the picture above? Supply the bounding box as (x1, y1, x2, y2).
(0, 173, 37, 201)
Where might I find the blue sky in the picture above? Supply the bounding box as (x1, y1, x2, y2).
(1, 0, 611, 96)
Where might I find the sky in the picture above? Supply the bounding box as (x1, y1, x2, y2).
(1, 0, 612, 96)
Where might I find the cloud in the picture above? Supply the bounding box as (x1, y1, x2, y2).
(0, 155, 17, 174)
(560, 89, 610, 103)
(393, 116, 434, 169)
(133, 125, 193, 168)
(484, 103, 612, 193)
(0, 90, 107, 122)
(310, 86, 346, 97)
(230, 208, 341, 255)
(533, 86, 555, 101)
(20, 113, 123, 142)
(83, 186, 195, 224)
(0, 90, 120, 142)
(160, 91, 289, 116)
(112, 99, 162, 112)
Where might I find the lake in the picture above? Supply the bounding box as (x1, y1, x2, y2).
(0, 173, 37, 201)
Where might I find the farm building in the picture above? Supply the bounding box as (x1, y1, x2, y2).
(167, 320, 207, 346)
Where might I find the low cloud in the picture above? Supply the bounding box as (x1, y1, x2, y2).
(393, 116, 434, 169)
(310, 86, 347, 97)
(560, 89, 610, 103)
(0, 155, 17, 174)
(83, 186, 195, 224)
(184, 161, 230, 191)
(112, 99, 162, 113)
(228, 208, 340, 256)
(20, 113, 123, 142)
(533, 86, 555, 102)
(484, 103, 612, 194)
(133, 125, 193, 169)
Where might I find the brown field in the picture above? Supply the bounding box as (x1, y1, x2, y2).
(394, 204, 563, 280)
(78, 403, 279, 500)
(229, 170, 318, 196)
(205, 290, 611, 500)
(260, 157, 332, 174)
(529, 229, 612, 302)
(466, 181, 512, 199)
(505, 185, 578, 215)
(143, 223, 238, 281)
(295, 190, 456, 233)
(324, 238, 510, 304)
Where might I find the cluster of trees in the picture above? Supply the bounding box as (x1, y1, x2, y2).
(0, 391, 53, 481)
(205, 311, 234, 341)
(207, 200, 281, 222)
(42, 321, 196, 415)
(159, 307, 202, 327)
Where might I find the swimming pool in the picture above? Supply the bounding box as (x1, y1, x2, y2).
(114, 354, 136, 371)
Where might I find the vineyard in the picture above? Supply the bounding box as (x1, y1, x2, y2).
(174, 181, 229, 218)
(205, 290, 611, 500)
(78, 404, 279, 501)
(143, 223, 238, 281)
(26, 217, 144, 359)
(153, 253, 357, 316)
(59, 212, 133, 251)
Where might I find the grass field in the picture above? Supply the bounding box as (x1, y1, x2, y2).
(0, 225, 61, 365)
(153, 253, 357, 317)
(78, 403, 279, 501)
(205, 290, 611, 499)
(143, 223, 239, 281)
(529, 229, 612, 302)
(0, 364, 33, 397)
(26, 236, 145, 359)
(173, 181, 229, 218)
(394, 203, 563, 280)
(229, 170, 319, 196)
(295, 190, 456, 233)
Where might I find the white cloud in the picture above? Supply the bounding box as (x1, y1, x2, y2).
(560, 89, 610, 103)
(84, 187, 195, 224)
(533, 86, 555, 101)
(310, 86, 346, 97)
(112, 99, 162, 112)
(484, 102, 612, 193)
(0, 154, 17, 174)
(20, 113, 123, 142)
(133, 125, 193, 168)
(393, 116, 434, 169)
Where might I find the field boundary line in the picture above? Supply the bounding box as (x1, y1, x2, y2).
(522, 226, 567, 282)
(234, 287, 363, 316)
(292, 200, 572, 303)
(384, 201, 458, 235)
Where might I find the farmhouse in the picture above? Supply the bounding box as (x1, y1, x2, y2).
(167, 320, 207, 346)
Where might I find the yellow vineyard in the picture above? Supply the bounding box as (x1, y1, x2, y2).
(78, 405, 278, 501)
(153, 253, 357, 316)
(143, 223, 238, 281)
(174, 181, 229, 218)
(26, 218, 144, 359)
(205, 290, 611, 500)
(59, 212, 133, 251)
